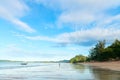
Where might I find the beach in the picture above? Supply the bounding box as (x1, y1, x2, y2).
(0, 62, 120, 80)
(85, 61, 120, 71)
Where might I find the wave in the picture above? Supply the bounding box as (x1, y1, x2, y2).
(0, 62, 49, 70)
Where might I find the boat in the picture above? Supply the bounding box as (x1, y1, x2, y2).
(21, 62, 28, 65)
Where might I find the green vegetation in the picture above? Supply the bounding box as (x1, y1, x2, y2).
(89, 39, 120, 61)
(70, 55, 87, 63)
(70, 39, 120, 63)
(88, 40, 106, 61)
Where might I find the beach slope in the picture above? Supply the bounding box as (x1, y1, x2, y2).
(85, 61, 120, 71)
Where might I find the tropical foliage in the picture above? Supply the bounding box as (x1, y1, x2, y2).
(70, 55, 87, 63)
(70, 39, 120, 63)
(89, 40, 120, 61)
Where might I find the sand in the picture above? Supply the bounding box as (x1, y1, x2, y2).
(85, 61, 120, 71)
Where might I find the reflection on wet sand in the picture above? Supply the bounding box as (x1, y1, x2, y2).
(71, 64, 86, 73)
(90, 67, 120, 80)
(71, 64, 120, 80)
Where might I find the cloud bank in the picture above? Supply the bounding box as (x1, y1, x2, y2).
(15, 27, 120, 47)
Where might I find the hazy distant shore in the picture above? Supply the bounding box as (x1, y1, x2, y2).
(82, 61, 120, 71)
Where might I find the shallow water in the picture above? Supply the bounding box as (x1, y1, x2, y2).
(0, 62, 119, 80)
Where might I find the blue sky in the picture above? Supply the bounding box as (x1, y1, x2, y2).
(1, 0, 120, 61)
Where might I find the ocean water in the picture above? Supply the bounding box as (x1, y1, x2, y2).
(0, 62, 120, 80)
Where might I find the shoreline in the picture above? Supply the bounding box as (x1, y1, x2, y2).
(82, 61, 120, 72)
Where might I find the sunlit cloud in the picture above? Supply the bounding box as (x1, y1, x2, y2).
(27, 0, 120, 46)
(35, 0, 120, 29)
(15, 27, 120, 47)
(0, 0, 35, 32)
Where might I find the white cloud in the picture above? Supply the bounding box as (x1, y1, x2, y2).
(17, 27, 120, 46)
(36, 0, 120, 10)
(97, 14, 120, 28)
(58, 11, 95, 25)
(35, 0, 120, 28)
(0, 0, 35, 32)
(11, 18, 36, 32)
(11, 0, 120, 46)
(29, 0, 120, 46)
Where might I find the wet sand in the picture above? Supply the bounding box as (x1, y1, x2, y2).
(84, 61, 120, 71)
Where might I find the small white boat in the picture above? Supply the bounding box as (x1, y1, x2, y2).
(21, 62, 28, 65)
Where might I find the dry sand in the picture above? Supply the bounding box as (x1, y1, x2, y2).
(85, 61, 120, 71)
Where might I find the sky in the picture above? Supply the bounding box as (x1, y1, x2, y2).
(0, 0, 120, 61)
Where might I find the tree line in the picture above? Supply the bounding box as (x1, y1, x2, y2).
(70, 39, 120, 63)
